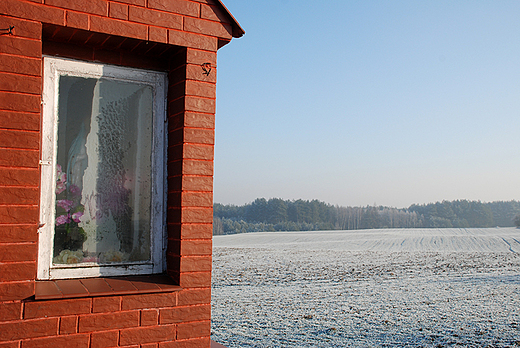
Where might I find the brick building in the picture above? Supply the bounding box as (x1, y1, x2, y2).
(0, 0, 243, 346)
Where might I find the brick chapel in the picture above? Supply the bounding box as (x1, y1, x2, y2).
(0, 0, 243, 346)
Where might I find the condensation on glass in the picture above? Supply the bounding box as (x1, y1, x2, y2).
(38, 57, 166, 279)
(53, 76, 154, 265)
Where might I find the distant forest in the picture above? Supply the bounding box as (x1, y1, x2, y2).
(213, 199, 520, 235)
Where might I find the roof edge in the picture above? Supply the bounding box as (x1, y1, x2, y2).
(215, 0, 245, 38)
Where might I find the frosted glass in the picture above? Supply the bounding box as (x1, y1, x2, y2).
(53, 75, 153, 265)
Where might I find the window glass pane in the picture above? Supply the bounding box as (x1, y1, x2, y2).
(53, 75, 154, 265)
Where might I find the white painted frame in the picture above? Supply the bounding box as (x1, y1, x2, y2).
(38, 57, 167, 280)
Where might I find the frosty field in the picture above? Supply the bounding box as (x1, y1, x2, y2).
(211, 228, 520, 347)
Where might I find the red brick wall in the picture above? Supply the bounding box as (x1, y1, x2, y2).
(0, 293, 212, 347)
(0, 0, 233, 346)
(0, 11, 41, 302)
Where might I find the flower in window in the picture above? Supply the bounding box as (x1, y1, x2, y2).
(54, 164, 87, 263)
(55, 165, 67, 195)
(57, 199, 75, 211)
(55, 214, 71, 226)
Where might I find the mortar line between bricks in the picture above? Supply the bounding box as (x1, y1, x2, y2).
(0, 71, 41, 78)
(0, 12, 40, 22)
(0, 51, 41, 59)
(167, 137, 216, 145)
(0, 70, 42, 78)
(185, 94, 216, 100)
(166, 222, 212, 225)
(186, 44, 218, 51)
(177, 319, 209, 324)
(0, 147, 40, 152)
(0, 203, 38, 207)
(0, 34, 42, 43)
(0, 87, 40, 94)
(166, 177, 212, 182)
(167, 159, 213, 163)
(174, 270, 209, 274)
(0, 127, 40, 134)
(177, 190, 213, 193)
(184, 95, 215, 101)
(0, 128, 41, 132)
(0, 166, 39, 170)
(174, 303, 210, 309)
(0, 52, 42, 61)
(181, 12, 211, 21)
(170, 27, 214, 38)
(0, 146, 39, 151)
(126, 5, 187, 17)
(21, 299, 26, 320)
(0, 184, 39, 189)
(182, 126, 215, 131)
(0, 90, 41, 97)
(168, 173, 213, 176)
(184, 76, 217, 83)
(0, 279, 32, 284)
(43, 3, 104, 17)
(185, 76, 217, 83)
(167, 126, 215, 133)
(0, 222, 37, 226)
(0, 108, 40, 115)
(168, 239, 212, 242)
(166, 176, 213, 180)
(177, 286, 210, 290)
(166, 110, 215, 117)
(180, 143, 214, 148)
(0, 241, 35, 245)
(0, 165, 39, 170)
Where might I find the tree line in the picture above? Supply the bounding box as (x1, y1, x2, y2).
(213, 198, 520, 235)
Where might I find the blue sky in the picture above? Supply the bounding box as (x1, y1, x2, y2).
(213, 1, 520, 208)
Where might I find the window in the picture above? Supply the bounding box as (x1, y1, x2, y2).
(38, 57, 167, 279)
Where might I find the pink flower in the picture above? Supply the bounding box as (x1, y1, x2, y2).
(69, 184, 80, 195)
(56, 165, 66, 181)
(56, 214, 70, 225)
(55, 181, 66, 195)
(55, 165, 67, 194)
(71, 211, 83, 223)
(57, 199, 74, 211)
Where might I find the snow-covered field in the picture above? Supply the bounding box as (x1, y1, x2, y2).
(211, 228, 520, 347)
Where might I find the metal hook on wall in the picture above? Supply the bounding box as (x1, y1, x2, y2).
(0, 26, 14, 35)
(201, 62, 212, 76)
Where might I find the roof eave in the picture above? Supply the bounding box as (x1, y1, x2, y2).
(215, 0, 245, 38)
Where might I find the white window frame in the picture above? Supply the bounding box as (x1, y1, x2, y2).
(38, 57, 167, 280)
